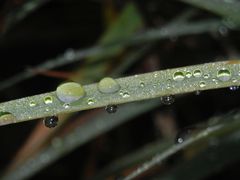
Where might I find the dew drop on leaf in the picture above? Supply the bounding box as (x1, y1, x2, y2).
(217, 68, 231, 81)
(105, 105, 117, 113)
(193, 69, 202, 78)
(161, 95, 175, 105)
(44, 96, 53, 104)
(98, 77, 120, 94)
(0, 112, 17, 125)
(87, 98, 95, 105)
(173, 71, 185, 81)
(56, 82, 85, 103)
(43, 116, 58, 128)
(29, 101, 37, 107)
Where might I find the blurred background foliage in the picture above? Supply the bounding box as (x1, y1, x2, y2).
(1, 0, 240, 179)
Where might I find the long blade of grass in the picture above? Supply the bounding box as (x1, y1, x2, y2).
(180, 0, 240, 25)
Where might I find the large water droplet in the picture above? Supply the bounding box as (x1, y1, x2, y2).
(44, 96, 53, 104)
(217, 68, 231, 81)
(193, 69, 202, 78)
(56, 82, 85, 103)
(43, 116, 58, 128)
(0, 112, 17, 125)
(98, 77, 120, 94)
(105, 105, 117, 113)
(140, 82, 145, 87)
(161, 95, 175, 105)
(173, 71, 185, 81)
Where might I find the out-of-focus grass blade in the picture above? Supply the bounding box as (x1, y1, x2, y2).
(1, 100, 160, 180)
(181, 0, 240, 26)
(123, 110, 240, 180)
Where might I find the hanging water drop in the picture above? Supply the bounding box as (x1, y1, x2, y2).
(217, 68, 231, 81)
(161, 95, 175, 105)
(98, 77, 120, 94)
(173, 71, 185, 81)
(229, 86, 239, 91)
(175, 127, 196, 144)
(105, 105, 117, 113)
(56, 82, 85, 103)
(43, 116, 58, 128)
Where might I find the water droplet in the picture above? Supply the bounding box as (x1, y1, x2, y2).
(122, 92, 130, 98)
(0, 112, 17, 125)
(29, 101, 37, 107)
(56, 82, 85, 103)
(154, 73, 158, 78)
(232, 78, 237, 83)
(161, 95, 175, 105)
(175, 127, 197, 144)
(199, 81, 206, 88)
(64, 48, 75, 61)
(217, 68, 231, 81)
(105, 105, 117, 113)
(173, 71, 185, 81)
(193, 69, 202, 78)
(87, 98, 94, 105)
(229, 86, 239, 91)
(140, 82, 145, 87)
(195, 90, 201, 95)
(218, 26, 229, 36)
(63, 103, 70, 109)
(98, 77, 120, 94)
(185, 71, 192, 78)
(203, 74, 210, 79)
(44, 96, 53, 104)
(43, 116, 58, 128)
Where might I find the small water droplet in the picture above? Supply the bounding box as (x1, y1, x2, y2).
(43, 116, 58, 128)
(199, 81, 206, 88)
(218, 25, 229, 36)
(173, 71, 185, 81)
(217, 68, 231, 81)
(87, 98, 95, 105)
(232, 78, 237, 83)
(44, 96, 53, 104)
(185, 71, 192, 78)
(154, 73, 158, 78)
(105, 105, 117, 113)
(56, 82, 85, 103)
(193, 69, 202, 78)
(122, 92, 130, 98)
(161, 95, 175, 105)
(140, 82, 145, 87)
(0, 112, 17, 125)
(195, 90, 201, 95)
(229, 86, 239, 91)
(203, 74, 210, 79)
(175, 127, 197, 144)
(64, 48, 75, 61)
(98, 77, 120, 94)
(63, 103, 70, 109)
(29, 101, 37, 107)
